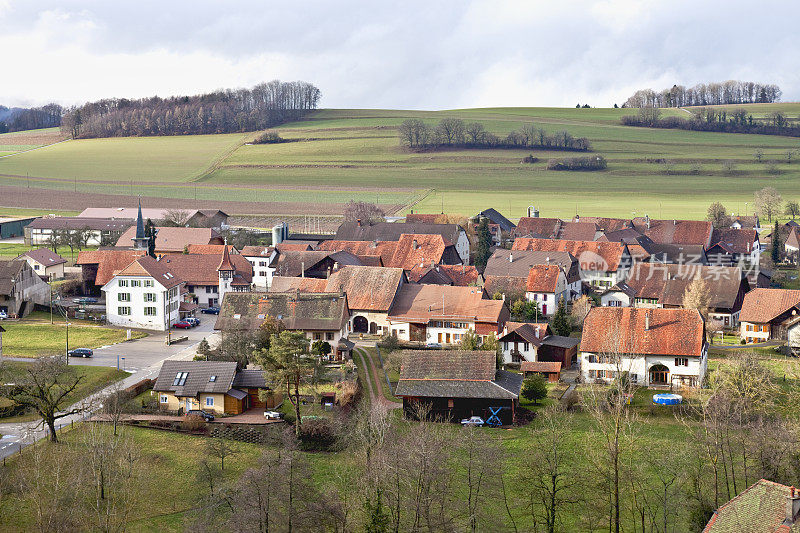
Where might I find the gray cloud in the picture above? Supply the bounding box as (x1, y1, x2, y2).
(1, 0, 798, 108)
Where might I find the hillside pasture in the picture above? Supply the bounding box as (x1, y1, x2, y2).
(2, 106, 800, 219)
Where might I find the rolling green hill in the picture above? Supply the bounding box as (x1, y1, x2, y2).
(1, 106, 800, 219)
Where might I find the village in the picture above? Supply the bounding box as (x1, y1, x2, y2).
(2, 197, 800, 530)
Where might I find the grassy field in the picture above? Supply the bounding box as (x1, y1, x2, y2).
(0, 361, 130, 423)
(0, 425, 262, 532)
(1, 312, 146, 357)
(2, 106, 800, 218)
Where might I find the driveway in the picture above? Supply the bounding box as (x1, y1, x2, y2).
(73, 318, 217, 372)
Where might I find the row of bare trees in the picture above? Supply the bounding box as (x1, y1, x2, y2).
(624, 80, 781, 108)
(622, 106, 800, 137)
(61, 80, 321, 139)
(399, 118, 591, 151)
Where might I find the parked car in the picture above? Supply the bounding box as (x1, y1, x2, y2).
(201, 306, 220, 315)
(173, 321, 192, 329)
(425, 342, 442, 348)
(460, 416, 484, 427)
(68, 348, 93, 358)
(73, 297, 99, 304)
(185, 409, 215, 421)
(185, 317, 200, 327)
(0, 310, 6, 320)
(264, 410, 283, 419)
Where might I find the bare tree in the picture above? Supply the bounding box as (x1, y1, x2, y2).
(754, 186, 783, 221)
(683, 277, 711, 322)
(207, 436, 237, 471)
(520, 406, 579, 533)
(706, 202, 730, 228)
(0, 357, 86, 442)
(342, 200, 385, 224)
(159, 209, 193, 227)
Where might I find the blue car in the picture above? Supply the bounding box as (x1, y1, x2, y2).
(201, 306, 220, 315)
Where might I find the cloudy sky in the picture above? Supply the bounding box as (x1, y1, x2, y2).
(1, 0, 798, 109)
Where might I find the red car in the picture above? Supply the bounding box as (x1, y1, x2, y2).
(173, 320, 192, 329)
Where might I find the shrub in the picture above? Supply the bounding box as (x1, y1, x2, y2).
(379, 334, 400, 353)
(252, 130, 286, 144)
(338, 380, 359, 408)
(561, 391, 581, 412)
(546, 156, 607, 171)
(522, 154, 539, 164)
(181, 414, 206, 432)
(298, 417, 338, 451)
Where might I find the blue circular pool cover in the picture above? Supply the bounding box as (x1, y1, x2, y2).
(652, 393, 682, 405)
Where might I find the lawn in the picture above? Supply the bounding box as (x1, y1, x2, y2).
(0, 242, 29, 259)
(0, 361, 130, 423)
(0, 313, 146, 357)
(0, 425, 263, 532)
(3, 105, 800, 218)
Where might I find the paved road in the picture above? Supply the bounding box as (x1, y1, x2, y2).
(0, 319, 220, 460)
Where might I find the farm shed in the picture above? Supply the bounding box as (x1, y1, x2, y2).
(0, 217, 35, 240)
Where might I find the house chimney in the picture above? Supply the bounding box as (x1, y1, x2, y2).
(644, 311, 650, 331)
(301, 261, 305, 278)
(673, 219, 676, 226)
(509, 253, 513, 263)
(645, 215, 650, 229)
(535, 327, 539, 338)
(788, 486, 800, 523)
(546, 256, 550, 264)
(412, 239, 418, 249)
(357, 218, 362, 227)
(575, 214, 580, 222)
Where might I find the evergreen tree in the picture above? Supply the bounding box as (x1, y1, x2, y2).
(551, 297, 572, 336)
(521, 374, 548, 404)
(772, 220, 781, 264)
(474, 217, 493, 271)
(145, 218, 157, 258)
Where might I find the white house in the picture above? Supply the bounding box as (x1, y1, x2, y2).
(17, 248, 67, 281)
(102, 256, 184, 331)
(600, 283, 634, 307)
(158, 248, 253, 308)
(498, 322, 551, 364)
(241, 245, 276, 289)
(524, 264, 568, 317)
(580, 307, 708, 388)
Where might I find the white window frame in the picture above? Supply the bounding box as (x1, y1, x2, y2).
(118, 292, 130, 302)
(160, 395, 169, 403)
(144, 307, 157, 316)
(205, 397, 214, 407)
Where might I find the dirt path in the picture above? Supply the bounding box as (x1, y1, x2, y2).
(0, 139, 70, 159)
(354, 347, 401, 409)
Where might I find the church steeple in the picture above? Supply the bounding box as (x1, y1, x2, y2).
(132, 198, 149, 250)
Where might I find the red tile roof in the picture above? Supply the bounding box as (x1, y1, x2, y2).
(632, 218, 713, 247)
(76, 249, 146, 286)
(572, 216, 631, 232)
(389, 234, 454, 271)
(739, 288, 800, 323)
(275, 242, 313, 252)
(500, 321, 551, 345)
(709, 228, 757, 255)
(159, 253, 252, 286)
(520, 361, 562, 373)
(526, 265, 562, 293)
(512, 238, 628, 271)
(115, 227, 222, 252)
(270, 266, 406, 312)
(514, 217, 561, 238)
(581, 307, 705, 357)
(405, 213, 440, 223)
(436, 264, 481, 286)
(185, 244, 237, 255)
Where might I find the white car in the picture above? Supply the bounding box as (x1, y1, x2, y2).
(460, 416, 484, 427)
(0, 311, 7, 320)
(264, 411, 283, 420)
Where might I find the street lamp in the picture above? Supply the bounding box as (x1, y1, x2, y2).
(65, 321, 71, 365)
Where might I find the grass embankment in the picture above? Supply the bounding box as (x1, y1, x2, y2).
(0, 425, 262, 532)
(3, 106, 800, 217)
(0, 362, 130, 423)
(1, 312, 146, 357)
